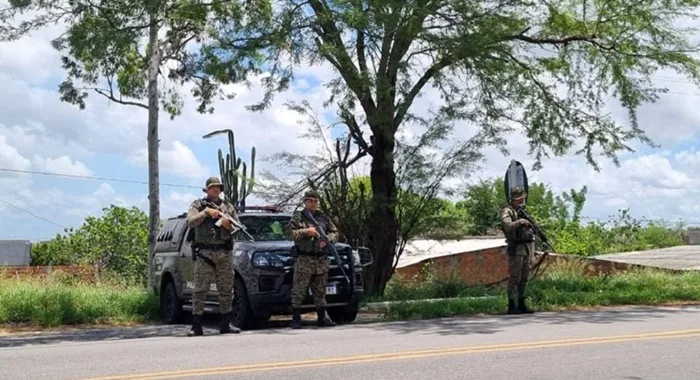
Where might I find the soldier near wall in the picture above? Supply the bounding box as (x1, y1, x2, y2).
(500, 186, 536, 315)
(186, 176, 242, 336)
(286, 190, 338, 329)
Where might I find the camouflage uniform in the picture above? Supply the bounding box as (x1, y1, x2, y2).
(186, 177, 242, 336)
(287, 190, 338, 329)
(500, 186, 536, 315)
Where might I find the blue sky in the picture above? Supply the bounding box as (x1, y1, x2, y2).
(2, 14, 700, 242)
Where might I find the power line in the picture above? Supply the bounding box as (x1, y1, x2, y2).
(0, 198, 67, 229)
(0, 168, 200, 189)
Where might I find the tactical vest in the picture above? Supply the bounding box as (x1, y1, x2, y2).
(293, 211, 333, 256)
(193, 198, 233, 247)
(503, 206, 535, 245)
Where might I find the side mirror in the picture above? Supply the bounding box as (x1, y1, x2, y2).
(356, 246, 373, 267)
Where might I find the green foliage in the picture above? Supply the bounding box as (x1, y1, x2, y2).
(457, 177, 685, 255)
(31, 205, 149, 285)
(0, 275, 159, 327)
(317, 174, 471, 246)
(374, 264, 700, 321)
(206, 0, 700, 294)
(204, 0, 700, 169)
(378, 262, 500, 302)
(0, 0, 272, 115)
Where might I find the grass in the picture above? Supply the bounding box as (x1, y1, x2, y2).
(4, 258, 700, 329)
(0, 273, 159, 328)
(374, 261, 700, 321)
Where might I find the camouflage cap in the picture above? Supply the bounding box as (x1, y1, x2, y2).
(203, 176, 224, 191)
(510, 186, 525, 200)
(303, 189, 320, 200)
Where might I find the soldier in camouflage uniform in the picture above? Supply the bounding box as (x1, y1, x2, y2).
(286, 190, 338, 329)
(500, 186, 536, 315)
(186, 177, 242, 336)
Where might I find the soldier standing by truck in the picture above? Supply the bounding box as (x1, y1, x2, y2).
(186, 177, 241, 336)
(287, 190, 337, 329)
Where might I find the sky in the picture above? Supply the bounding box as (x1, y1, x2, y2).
(2, 8, 700, 241)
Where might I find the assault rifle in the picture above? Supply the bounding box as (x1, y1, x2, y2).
(515, 205, 554, 252)
(202, 199, 255, 241)
(302, 208, 350, 284)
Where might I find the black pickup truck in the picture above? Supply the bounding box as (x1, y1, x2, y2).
(153, 205, 372, 329)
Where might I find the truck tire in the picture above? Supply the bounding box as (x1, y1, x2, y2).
(231, 277, 255, 330)
(161, 279, 184, 324)
(327, 300, 360, 325)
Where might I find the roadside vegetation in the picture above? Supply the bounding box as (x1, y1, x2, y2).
(0, 273, 158, 327)
(374, 261, 700, 321)
(0, 178, 691, 329)
(452, 178, 685, 256)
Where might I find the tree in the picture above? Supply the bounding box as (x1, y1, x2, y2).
(258, 101, 487, 279)
(202, 0, 700, 295)
(456, 177, 585, 235)
(1, 0, 272, 291)
(31, 205, 149, 285)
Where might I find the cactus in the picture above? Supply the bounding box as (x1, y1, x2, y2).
(210, 129, 256, 207)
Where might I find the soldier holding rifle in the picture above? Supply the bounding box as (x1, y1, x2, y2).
(287, 190, 338, 329)
(186, 177, 242, 336)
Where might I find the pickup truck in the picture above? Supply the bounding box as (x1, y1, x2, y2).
(153, 205, 372, 329)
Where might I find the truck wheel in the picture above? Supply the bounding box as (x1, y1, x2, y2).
(161, 279, 184, 324)
(327, 300, 360, 325)
(231, 277, 255, 330)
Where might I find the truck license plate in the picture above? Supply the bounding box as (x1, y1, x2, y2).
(308, 284, 337, 295)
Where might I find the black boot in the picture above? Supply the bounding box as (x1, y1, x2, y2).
(316, 307, 336, 327)
(518, 297, 534, 314)
(219, 312, 241, 334)
(507, 299, 520, 315)
(188, 315, 203, 336)
(291, 308, 302, 329)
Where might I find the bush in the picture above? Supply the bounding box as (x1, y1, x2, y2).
(456, 177, 686, 256)
(31, 205, 150, 286)
(378, 262, 500, 302)
(374, 262, 700, 320)
(0, 274, 159, 327)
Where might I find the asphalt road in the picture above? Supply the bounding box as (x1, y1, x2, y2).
(2, 305, 700, 379)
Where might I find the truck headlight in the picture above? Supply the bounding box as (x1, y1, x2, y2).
(251, 251, 293, 269)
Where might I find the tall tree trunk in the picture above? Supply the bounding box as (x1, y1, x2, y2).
(366, 128, 398, 296)
(146, 16, 161, 292)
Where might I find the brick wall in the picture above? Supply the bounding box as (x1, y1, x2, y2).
(394, 247, 678, 286)
(395, 246, 511, 285)
(0, 266, 96, 282)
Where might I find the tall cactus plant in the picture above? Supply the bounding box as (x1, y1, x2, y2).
(203, 129, 256, 207)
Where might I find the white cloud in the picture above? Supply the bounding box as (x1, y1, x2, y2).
(32, 154, 92, 176)
(2, 7, 700, 240)
(127, 141, 210, 179)
(0, 134, 31, 171)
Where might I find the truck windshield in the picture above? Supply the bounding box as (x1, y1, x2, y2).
(237, 215, 292, 241)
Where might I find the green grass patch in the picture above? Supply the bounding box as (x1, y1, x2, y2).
(375, 262, 700, 321)
(0, 274, 159, 327)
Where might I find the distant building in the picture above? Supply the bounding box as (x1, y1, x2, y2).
(0, 240, 31, 266)
(688, 228, 700, 245)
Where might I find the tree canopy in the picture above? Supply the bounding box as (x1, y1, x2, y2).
(203, 0, 700, 294)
